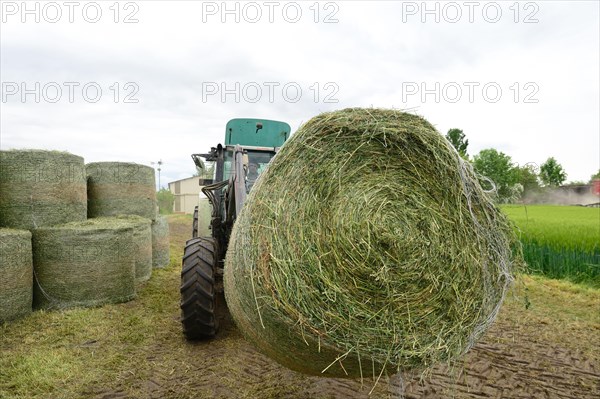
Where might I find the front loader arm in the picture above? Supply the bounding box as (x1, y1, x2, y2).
(224, 144, 248, 228)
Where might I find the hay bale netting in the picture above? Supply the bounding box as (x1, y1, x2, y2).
(0, 150, 87, 230)
(225, 108, 519, 379)
(0, 229, 33, 322)
(151, 215, 170, 268)
(114, 215, 153, 283)
(87, 162, 157, 220)
(32, 218, 137, 310)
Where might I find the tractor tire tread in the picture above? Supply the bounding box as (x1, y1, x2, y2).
(180, 237, 218, 340)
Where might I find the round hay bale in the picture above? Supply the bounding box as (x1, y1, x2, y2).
(224, 108, 518, 378)
(87, 162, 157, 220)
(32, 218, 137, 310)
(114, 215, 153, 283)
(0, 150, 87, 230)
(0, 229, 33, 322)
(151, 215, 170, 268)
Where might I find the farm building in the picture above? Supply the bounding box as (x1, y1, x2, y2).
(168, 176, 205, 214)
(556, 182, 600, 206)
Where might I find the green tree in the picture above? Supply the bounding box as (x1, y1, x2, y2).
(516, 164, 541, 194)
(445, 128, 469, 159)
(472, 148, 520, 202)
(539, 157, 567, 187)
(590, 169, 600, 182)
(157, 188, 175, 214)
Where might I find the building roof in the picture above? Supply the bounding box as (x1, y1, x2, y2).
(168, 176, 200, 185)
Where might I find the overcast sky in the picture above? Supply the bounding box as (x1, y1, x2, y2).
(1, 0, 598, 187)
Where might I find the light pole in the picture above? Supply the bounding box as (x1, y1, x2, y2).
(151, 160, 163, 189)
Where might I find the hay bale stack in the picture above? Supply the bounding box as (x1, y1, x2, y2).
(151, 215, 170, 268)
(87, 162, 157, 220)
(114, 215, 153, 283)
(32, 218, 136, 310)
(0, 150, 87, 230)
(225, 108, 518, 378)
(0, 229, 33, 322)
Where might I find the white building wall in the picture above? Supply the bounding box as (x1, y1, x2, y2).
(169, 176, 203, 214)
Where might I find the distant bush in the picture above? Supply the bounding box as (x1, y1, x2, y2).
(157, 189, 174, 214)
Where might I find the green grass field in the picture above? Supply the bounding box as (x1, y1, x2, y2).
(502, 205, 600, 287)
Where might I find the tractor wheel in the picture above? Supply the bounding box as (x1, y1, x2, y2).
(192, 206, 199, 238)
(180, 237, 219, 340)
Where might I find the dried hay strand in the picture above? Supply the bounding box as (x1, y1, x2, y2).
(0, 150, 87, 230)
(32, 218, 136, 310)
(0, 229, 33, 322)
(151, 215, 170, 269)
(114, 215, 153, 283)
(224, 108, 518, 379)
(86, 162, 157, 220)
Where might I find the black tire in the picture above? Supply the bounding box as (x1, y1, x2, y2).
(180, 237, 219, 340)
(192, 206, 199, 238)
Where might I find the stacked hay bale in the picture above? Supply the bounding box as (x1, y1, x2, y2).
(151, 215, 170, 268)
(114, 215, 153, 283)
(0, 150, 87, 229)
(225, 108, 518, 378)
(32, 218, 136, 310)
(86, 162, 157, 220)
(0, 150, 168, 321)
(87, 161, 166, 283)
(0, 229, 33, 322)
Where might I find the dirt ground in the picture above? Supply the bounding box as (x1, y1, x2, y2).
(74, 216, 600, 398)
(100, 301, 598, 399)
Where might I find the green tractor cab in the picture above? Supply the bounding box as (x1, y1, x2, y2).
(181, 118, 291, 340)
(224, 118, 290, 147)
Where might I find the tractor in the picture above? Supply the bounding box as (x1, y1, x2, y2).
(180, 118, 291, 340)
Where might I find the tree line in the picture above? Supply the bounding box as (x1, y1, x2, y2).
(445, 128, 599, 203)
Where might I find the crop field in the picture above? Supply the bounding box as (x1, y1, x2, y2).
(0, 214, 599, 398)
(502, 205, 600, 287)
